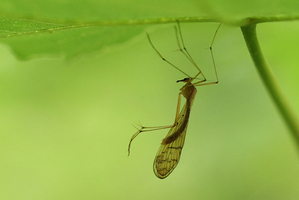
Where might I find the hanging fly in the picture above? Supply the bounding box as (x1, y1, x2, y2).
(128, 22, 221, 179)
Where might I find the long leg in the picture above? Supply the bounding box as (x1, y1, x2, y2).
(175, 21, 206, 81)
(193, 23, 221, 87)
(128, 92, 183, 156)
(147, 33, 192, 78)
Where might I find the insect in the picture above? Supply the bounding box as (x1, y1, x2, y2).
(128, 22, 221, 179)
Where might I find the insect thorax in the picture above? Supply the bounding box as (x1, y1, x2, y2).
(180, 82, 197, 99)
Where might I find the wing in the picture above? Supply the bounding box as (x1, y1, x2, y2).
(153, 102, 191, 179)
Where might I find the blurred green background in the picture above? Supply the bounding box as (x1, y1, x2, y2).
(1, 22, 299, 200)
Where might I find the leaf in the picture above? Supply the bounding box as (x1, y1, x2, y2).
(0, 0, 299, 60)
(0, 19, 145, 59)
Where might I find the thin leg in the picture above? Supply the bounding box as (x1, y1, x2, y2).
(193, 23, 221, 86)
(193, 81, 218, 87)
(192, 79, 207, 85)
(175, 21, 206, 81)
(190, 71, 205, 82)
(147, 33, 192, 78)
(128, 92, 183, 156)
(209, 24, 221, 83)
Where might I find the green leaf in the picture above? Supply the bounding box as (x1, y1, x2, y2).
(1, 0, 299, 59)
(0, 19, 145, 59)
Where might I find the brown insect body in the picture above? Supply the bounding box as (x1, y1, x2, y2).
(128, 22, 221, 179)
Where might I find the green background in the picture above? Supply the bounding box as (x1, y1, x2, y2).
(2, 21, 299, 200)
(1, 1, 299, 200)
